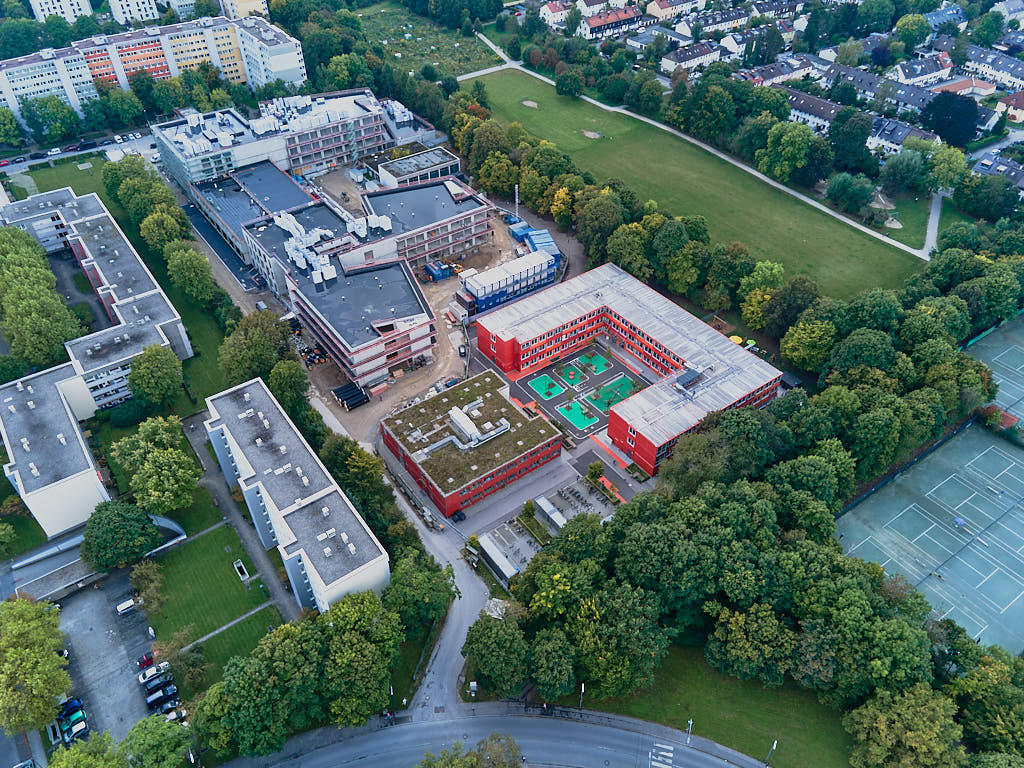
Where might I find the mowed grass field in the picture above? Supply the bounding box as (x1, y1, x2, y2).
(566, 645, 852, 768)
(473, 70, 922, 299)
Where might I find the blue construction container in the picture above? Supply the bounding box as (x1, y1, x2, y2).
(424, 261, 452, 281)
(463, 251, 557, 313)
(509, 221, 533, 241)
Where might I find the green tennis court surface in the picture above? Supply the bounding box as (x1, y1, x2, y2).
(557, 401, 599, 430)
(577, 351, 611, 374)
(558, 363, 587, 387)
(588, 375, 639, 412)
(527, 374, 565, 400)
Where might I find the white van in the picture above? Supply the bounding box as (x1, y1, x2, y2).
(115, 598, 135, 615)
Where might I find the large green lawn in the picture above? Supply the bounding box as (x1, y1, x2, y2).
(940, 196, 975, 233)
(472, 70, 922, 299)
(151, 525, 268, 643)
(358, 1, 500, 78)
(570, 645, 851, 768)
(21, 156, 228, 415)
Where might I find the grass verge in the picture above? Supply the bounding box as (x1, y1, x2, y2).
(391, 619, 442, 709)
(564, 645, 851, 768)
(169, 487, 223, 536)
(151, 525, 268, 642)
(2, 513, 47, 559)
(471, 69, 921, 299)
(940, 196, 975, 233)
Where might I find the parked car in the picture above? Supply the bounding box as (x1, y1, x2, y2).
(452, 510, 466, 522)
(138, 661, 170, 685)
(132, 132, 142, 140)
(137, 651, 155, 669)
(458, 344, 467, 357)
(146, 685, 178, 709)
(46, 147, 61, 156)
(59, 708, 86, 741)
(12, 156, 24, 163)
(114, 135, 123, 144)
(78, 140, 97, 150)
(29, 152, 45, 159)
(57, 698, 82, 720)
(99, 139, 114, 146)
(158, 699, 182, 716)
(62, 144, 77, 152)
(62, 719, 87, 744)
(143, 673, 173, 694)
(0, 159, 8, 167)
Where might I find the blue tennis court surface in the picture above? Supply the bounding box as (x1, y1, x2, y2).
(968, 314, 1024, 422)
(838, 424, 1024, 652)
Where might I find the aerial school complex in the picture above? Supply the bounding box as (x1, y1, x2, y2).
(476, 264, 783, 476)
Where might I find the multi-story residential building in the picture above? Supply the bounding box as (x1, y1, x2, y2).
(0, 16, 304, 124)
(0, 189, 193, 538)
(823, 63, 935, 112)
(475, 265, 782, 476)
(890, 52, 952, 86)
(924, 3, 967, 30)
(774, 84, 841, 133)
(576, 6, 642, 40)
(625, 27, 690, 52)
(154, 91, 387, 186)
(29, 0, 92, 24)
(540, 1, 571, 26)
(751, 0, 804, 17)
(990, 0, 1024, 23)
(109, 0, 159, 25)
(381, 372, 562, 517)
(169, 0, 198, 19)
(576, 0, 627, 17)
(735, 57, 815, 86)
(660, 41, 721, 74)
(675, 7, 750, 37)
(975, 149, 1024, 194)
(223, 0, 268, 18)
(205, 379, 390, 612)
(964, 45, 1024, 91)
(933, 76, 996, 98)
(997, 91, 1024, 122)
(867, 117, 939, 154)
(646, 0, 705, 22)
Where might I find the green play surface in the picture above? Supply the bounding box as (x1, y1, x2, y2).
(558, 363, 587, 387)
(557, 400, 599, 430)
(577, 351, 612, 374)
(528, 373, 565, 400)
(588, 374, 639, 412)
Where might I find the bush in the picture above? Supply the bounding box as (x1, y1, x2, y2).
(108, 398, 155, 428)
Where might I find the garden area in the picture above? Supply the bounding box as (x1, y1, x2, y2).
(358, 1, 500, 78)
(472, 69, 922, 299)
(149, 524, 269, 643)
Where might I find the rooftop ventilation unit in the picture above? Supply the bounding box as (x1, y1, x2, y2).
(323, 546, 333, 557)
(321, 506, 330, 517)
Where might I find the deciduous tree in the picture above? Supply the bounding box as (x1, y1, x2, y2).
(218, 310, 293, 386)
(120, 714, 192, 768)
(128, 344, 182, 408)
(81, 501, 161, 571)
(0, 598, 70, 732)
(462, 615, 528, 698)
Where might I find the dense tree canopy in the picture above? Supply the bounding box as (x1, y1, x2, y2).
(80, 501, 162, 571)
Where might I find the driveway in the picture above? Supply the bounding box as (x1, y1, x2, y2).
(59, 571, 152, 742)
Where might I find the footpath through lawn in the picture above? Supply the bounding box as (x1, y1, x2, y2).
(472, 69, 921, 299)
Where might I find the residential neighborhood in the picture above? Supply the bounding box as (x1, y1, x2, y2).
(0, 0, 1023, 768)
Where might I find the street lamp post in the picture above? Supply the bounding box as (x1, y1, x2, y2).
(578, 682, 585, 710)
(764, 739, 778, 768)
(686, 719, 693, 745)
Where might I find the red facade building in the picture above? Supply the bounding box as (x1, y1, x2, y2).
(380, 372, 562, 516)
(476, 264, 783, 475)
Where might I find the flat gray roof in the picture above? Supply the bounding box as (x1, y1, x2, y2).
(0, 364, 95, 495)
(478, 264, 782, 446)
(363, 180, 484, 234)
(378, 147, 459, 178)
(205, 380, 385, 587)
(72, 210, 159, 300)
(66, 292, 179, 373)
(245, 202, 347, 260)
(234, 161, 311, 211)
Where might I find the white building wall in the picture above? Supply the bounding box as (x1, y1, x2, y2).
(310, 555, 390, 612)
(20, 470, 109, 538)
(109, 0, 159, 24)
(29, 0, 92, 23)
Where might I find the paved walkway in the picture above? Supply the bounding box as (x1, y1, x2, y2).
(460, 54, 936, 261)
(923, 191, 945, 256)
(181, 412, 301, 624)
(182, 600, 273, 652)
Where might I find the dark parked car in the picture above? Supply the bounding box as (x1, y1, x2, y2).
(57, 698, 82, 720)
(99, 139, 114, 146)
(62, 144, 77, 152)
(452, 511, 466, 522)
(29, 151, 45, 159)
(146, 685, 178, 709)
(143, 672, 173, 694)
(78, 140, 97, 150)
(12, 156, 24, 163)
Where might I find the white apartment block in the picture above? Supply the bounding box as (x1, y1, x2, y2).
(0, 16, 305, 124)
(109, 0, 159, 24)
(0, 189, 193, 538)
(205, 379, 390, 612)
(29, 0, 92, 24)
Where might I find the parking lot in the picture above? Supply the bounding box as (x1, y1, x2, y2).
(59, 571, 152, 742)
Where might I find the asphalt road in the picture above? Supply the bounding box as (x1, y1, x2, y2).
(265, 714, 751, 768)
(3, 132, 155, 180)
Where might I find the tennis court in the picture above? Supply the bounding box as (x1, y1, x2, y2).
(557, 363, 587, 388)
(838, 424, 1024, 652)
(557, 400, 599, 430)
(576, 351, 612, 374)
(587, 374, 639, 413)
(967, 314, 1024, 421)
(527, 374, 565, 400)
